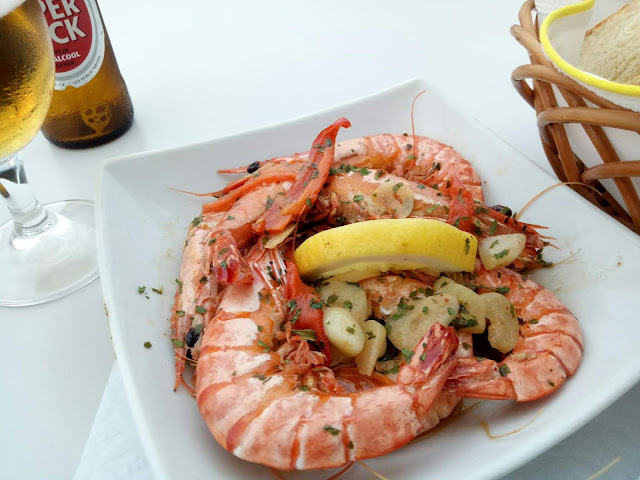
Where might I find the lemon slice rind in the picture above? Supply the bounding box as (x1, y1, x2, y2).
(294, 219, 477, 282)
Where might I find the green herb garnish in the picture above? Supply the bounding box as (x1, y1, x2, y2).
(401, 348, 415, 363)
(292, 329, 317, 341)
(323, 425, 340, 436)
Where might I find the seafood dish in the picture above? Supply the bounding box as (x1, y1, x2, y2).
(168, 113, 582, 473)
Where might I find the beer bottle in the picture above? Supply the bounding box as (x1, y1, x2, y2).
(39, 0, 133, 148)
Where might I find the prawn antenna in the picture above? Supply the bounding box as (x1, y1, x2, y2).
(408, 90, 427, 179)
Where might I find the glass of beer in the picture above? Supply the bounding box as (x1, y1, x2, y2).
(0, 0, 98, 306)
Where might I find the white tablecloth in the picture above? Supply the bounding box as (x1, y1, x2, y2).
(2, 1, 639, 479)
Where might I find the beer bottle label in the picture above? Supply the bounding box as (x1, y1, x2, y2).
(39, 0, 106, 90)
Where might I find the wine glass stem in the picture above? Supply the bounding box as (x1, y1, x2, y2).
(0, 151, 53, 243)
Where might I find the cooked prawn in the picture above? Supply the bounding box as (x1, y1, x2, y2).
(222, 134, 483, 202)
(444, 265, 583, 401)
(195, 244, 460, 470)
(316, 169, 547, 270)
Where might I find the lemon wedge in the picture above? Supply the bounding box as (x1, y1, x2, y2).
(294, 219, 477, 282)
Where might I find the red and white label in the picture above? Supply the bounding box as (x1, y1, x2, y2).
(39, 0, 105, 90)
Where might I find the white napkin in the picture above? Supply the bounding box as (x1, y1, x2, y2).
(535, 0, 583, 25)
(73, 363, 152, 480)
(76, 361, 640, 479)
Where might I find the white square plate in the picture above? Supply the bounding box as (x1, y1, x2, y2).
(97, 79, 640, 480)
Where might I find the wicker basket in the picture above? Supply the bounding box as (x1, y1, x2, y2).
(511, 0, 640, 234)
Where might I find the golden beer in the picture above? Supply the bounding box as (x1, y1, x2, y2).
(0, 0, 54, 159)
(40, 0, 133, 148)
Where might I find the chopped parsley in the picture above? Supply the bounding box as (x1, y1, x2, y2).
(152, 286, 163, 294)
(172, 339, 184, 348)
(465, 238, 471, 254)
(195, 306, 207, 314)
(257, 340, 270, 352)
(401, 348, 415, 363)
(292, 329, 317, 341)
(323, 425, 340, 436)
(422, 306, 429, 314)
(392, 183, 403, 194)
(378, 365, 400, 375)
(191, 216, 203, 227)
(489, 219, 498, 235)
(342, 300, 353, 310)
(426, 203, 440, 214)
(144, 341, 152, 349)
(266, 196, 274, 210)
(447, 307, 456, 316)
(535, 251, 553, 267)
(137, 286, 146, 294)
(530, 319, 539, 324)
(499, 365, 511, 377)
(353, 195, 364, 203)
(346, 325, 356, 334)
(310, 298, 323, 309)
(175, 310, 185, 317)
(493, 249, 509, 259)
(462, 342, 470, 350)
(490, 239, 499, 248)
(325, 294, 339, 305)
(390, 298, 414, 321)
(365, 330, 376, 340)
(227, 215, 235, 221)
(175, 279, 183, 293)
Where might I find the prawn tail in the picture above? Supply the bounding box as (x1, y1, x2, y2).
(253, 118, 351, 235)
(443, 357, 516, 400)
(397, 323, 459, 386)
(210, 231, 253, 285)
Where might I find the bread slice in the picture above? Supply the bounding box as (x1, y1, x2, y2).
(578, 0, 640, 86)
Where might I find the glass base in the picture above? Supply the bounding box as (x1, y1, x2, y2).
(0, 200, 98, 307)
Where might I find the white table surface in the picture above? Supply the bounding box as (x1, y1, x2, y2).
(2, 1, 639, 479)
